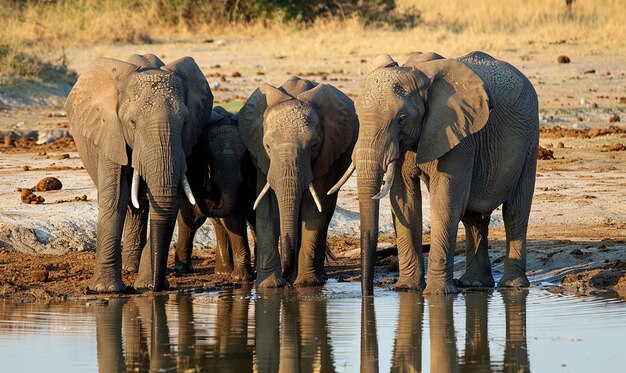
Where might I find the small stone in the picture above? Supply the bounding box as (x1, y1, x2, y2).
(556, 142, 565, 148)
(537, 146, 555, 160)
(23, 165, 31, 171)
(230, 71, 242, 78)
(255, 70, 265, 75)
(608, 113, 620, 123)
(48, 154, 70, 160)
(577, 116, 584, 121)
(32, 270, 49, 282)
(591, 103, 598, 109)
(557, 55, 571, 64)
(583, 69, 595, 74)
(34, 177, 63, 191)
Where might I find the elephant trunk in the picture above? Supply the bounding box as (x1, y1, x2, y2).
(140, 130, 185, 291)
(355, 143, 397, 296)
(208, 155, 242, 218)
(275, 175, 304, 279)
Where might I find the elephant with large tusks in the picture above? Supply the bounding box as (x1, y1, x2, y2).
(332, 51, 538, 295)
(238, 76, 358, 288)
(65, 53, 213, 292)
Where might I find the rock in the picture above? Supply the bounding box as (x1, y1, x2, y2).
(210, 81, 221, 90)
(20, 189, 45, 204)
(557, 55, 571, 64)
(583, 69, 595, 74)
(35, 177, 63, 191)
(619, 97, 626, 104)
(557, 142, 565, 148)
(32, 270, 49, 282)
(607, 144, 625, 152)
(591, 103, 598, 109)
(537, 146, 555, 160)
(608, 113, 620, 123)
(570, 248, 584, 257)
(230, 71, 242, 78)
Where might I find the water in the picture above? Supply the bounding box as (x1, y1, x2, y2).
(0, 284, 625, 372)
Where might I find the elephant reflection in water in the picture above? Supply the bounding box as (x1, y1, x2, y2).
(360, 290, 530, 372)
(255, 288, 336, 373)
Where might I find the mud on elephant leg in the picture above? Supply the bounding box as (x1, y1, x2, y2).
(458, 211, 495, 287)
(211, 217, 234, 275)
(219, 212, 254, 282)
(121, 200, 149, 273)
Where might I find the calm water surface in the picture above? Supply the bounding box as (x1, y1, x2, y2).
(0, 283, 625, 372)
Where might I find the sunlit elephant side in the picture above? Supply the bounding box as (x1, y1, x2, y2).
(238, 76, 358, 287)
(66, 53, 212, 292)
(174, 106, 256, 281)
(337, 50, 539, 295)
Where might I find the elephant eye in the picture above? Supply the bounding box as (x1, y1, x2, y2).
(265, 143, 270, 152)
(311, 141, 318, 152)
(130, 119, 137, 128)
(398, 115, 408, 127)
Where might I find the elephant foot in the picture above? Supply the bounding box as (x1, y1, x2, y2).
(458, 271, 495, 288)
(294, 272, 326, 287)
(231, 266, 254, 282)
(394, 276, 426, 291)
(88, 276, 127, 293)
(134, 276, 170, 291)
(121, 253, 141, 273)
(497, 273, 530, 288)
(174, 261, 195, 275)
(257, 273, 287, 288)
(214, 262, 234, 276)
(424, 278, 459, 295)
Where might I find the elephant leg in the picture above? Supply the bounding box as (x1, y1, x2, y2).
(499, 158, 535, 288)
(391, 292, 424, 372)
(458, 211, 494, 287)
(122, 200, 148, 273)
(123, 299, 149, 371)
(295, 192, 330, 287)
(212, 217, 234, 276)
(424, 150, 473, 295)
(391, 150, 425, 291)
(255, 171, 285, 288)
(221, 211, 254, 282)
(175, 201, 205, 275)
(91, 156, 131, 292)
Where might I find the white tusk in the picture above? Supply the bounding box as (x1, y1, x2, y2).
(253, 182, 271, 210)
(327, 162, 355, 195)
(309, 183, 323, 213)
(131, 169, 141, 209)
(372, 160, 396, 200)
(182, 174, 196, 206)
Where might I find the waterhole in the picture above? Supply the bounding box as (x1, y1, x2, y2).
(0, 283, 624, 372)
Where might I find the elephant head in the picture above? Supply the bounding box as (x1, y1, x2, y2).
(335, 52, 490, 295)
(239, 76, 356, 279)
(65, 54, 212, 291)
(201, 106, 248, 218)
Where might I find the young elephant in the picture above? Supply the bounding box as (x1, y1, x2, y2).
(66, 54, 212, 292)
(175, 106, 256, 281)
(334, 51, 539, 295)
(239, 76, 358, 288)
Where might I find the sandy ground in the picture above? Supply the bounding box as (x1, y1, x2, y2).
(0, 39, 625, 302)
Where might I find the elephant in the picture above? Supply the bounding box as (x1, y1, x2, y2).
(65, 53, 213, 292)
(238, 76, 359, 288)
(332, 50, 539, 295)
(174, 106, 256, 281)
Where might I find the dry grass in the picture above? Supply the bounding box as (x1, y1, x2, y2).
(0, 0, 624, 83)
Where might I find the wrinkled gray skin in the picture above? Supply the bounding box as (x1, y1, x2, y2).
(239, 76, 358, 288)
(174, 106, 256, 282)
(350, 51, 538, 295)
(66, 54, 212, 292)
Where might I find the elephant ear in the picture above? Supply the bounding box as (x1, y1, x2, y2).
(280, 76, 317, 96)
(210, 106, 230, 124)
(414, 59, 491, 164)
(369, 54, 399, 72)
(297, 84, 358, 178)
(162, 57, 213, 158)
(65, 57, 139, 166)
(126, 53, 165, 70)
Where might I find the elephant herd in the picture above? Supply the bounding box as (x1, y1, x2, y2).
(65, 50, 539, 296)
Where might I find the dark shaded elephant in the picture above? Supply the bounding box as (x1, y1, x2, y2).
(66, 53, 212, 292)
(238, 76, 358, 288)
(174, 106, 256, 281)
(334, 50, 539, 295)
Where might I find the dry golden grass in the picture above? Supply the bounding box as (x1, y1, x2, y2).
(1, 0, 624, 83)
